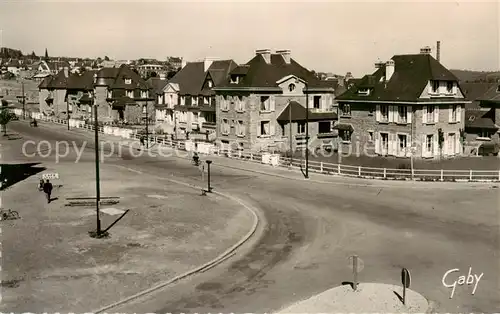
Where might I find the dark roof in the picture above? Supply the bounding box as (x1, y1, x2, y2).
(460, 82, 497, 109)
(113, 96, 136, 106)
(96, 67, 121, 78)
(6, 59, 20, 67)
(337, 54, 461, 102)
(276, 100, 337, 122)
(110, 65, 150, 90)
(146, 77, 169, 95)
(169, 59, 237, 96)
(465, 110, 498, 129)
(478, 84, 500, 103)
(66, 70, 97, 90)
(47, 61, 70, 71)
(38, 75, 53, 89)
(39, 70, 68, 89)
(219, 54, 328, 89)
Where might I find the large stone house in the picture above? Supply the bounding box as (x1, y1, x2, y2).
(38, 68, 70, 118)
(157, 58, 237, 140)
(65, 70, 97, 121)
(213, 49, 337, 153)
(336, 47, 470, 159)
(94, 64, 154, 124)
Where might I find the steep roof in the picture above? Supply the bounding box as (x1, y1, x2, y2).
(96, 67, 121, 78)
(6, 59, 20, 67)
(276, 100, 337, 122)
(66, 70, 97, 90)
(47, 60, 70, 71)
(219, 53, 329, 89)
(47, 70, 69, 89)
(478, 84, 500, 103)
(168, 59, 237, 95)
(110, 64, 150, 90)
(337, 54, 461, 102)
(38, 75, 53, 89)
(461, 82, 497, 109)
(146, 77, 169, 95)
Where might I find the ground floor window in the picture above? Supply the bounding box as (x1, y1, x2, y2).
(340, 130, 352, 142)
(479, 130, 493, 138)
(398, 134, 407, 154)
(297, 122, 306, 134)
(426, 134, 433, 153)
(380, 132, 389, 151)
(260, 121, 270, 136)
(204, 112, 216, 123)
(318, 121, 331, 134)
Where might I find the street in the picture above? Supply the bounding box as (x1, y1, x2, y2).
(6, 120, 500, 313)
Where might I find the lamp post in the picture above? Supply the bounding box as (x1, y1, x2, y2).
(21, 81, 25, 120)
(206, 160, 212, 192)
(305, 81, 309, 179)
(288, 99, 293, 167)
(92, 88, 101, 236)
(143, 101, 149, 149)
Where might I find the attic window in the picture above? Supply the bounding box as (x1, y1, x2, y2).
(230, 75, 239, 84)
(288, 83, 296, 92)
(208, 80, 213, 88)
(125, 78, 132, 84)
(358, 88, 370, 96)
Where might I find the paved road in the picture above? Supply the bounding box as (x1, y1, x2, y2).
(8, 121, 500, 313)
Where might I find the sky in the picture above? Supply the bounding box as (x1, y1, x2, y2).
(0, 0, 498, 77)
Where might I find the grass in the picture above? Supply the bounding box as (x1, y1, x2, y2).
(0, 79, 40, 104)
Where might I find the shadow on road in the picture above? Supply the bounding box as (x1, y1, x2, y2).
(0, 163, 46, 191)
(341, 281, 354, 289)
(393, 291, 404, 303)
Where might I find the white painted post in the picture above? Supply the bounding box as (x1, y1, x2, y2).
(383, 168, 386, 179)
(320, 162, 323, 173)
(498, 170, 500, 181)
(358, 166, 361, 176)
(469, 169, 473, 181)
(440, 169, 444, 181)
(250, 153, 253, 160)
(338, 164, 341, 175)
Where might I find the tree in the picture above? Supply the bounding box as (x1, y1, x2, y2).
(31, 51, 37, 58)
(0, 107, 15, 136)
(104, 56, 110, 61)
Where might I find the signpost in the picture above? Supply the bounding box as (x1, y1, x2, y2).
(42, 173, 59, 180)
(401, 267, 411, 305)
(347, 255, 364, 291)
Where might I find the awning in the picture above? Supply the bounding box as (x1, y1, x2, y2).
(333, 123, 354, 132)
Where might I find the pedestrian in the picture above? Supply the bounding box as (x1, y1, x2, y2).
(43, 179, 53, 203)
(38, 179, 44, 191)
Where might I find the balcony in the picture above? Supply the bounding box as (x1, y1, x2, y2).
(202, 121, 216, 130)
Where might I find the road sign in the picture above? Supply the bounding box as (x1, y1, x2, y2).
(401, 268, 411, 288)
(347, 255, 365, 272)
(42, 173, 59, 180)
(347, 255, 364, 291)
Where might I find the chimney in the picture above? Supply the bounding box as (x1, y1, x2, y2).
(374, 60, 385, 69)
(436, 41, 441, 62)
(63, 67, 69, 78)
(159, 73, 166, 80)
(256, 49, 272, 64)
(180, 58, 187, 69)
(385, 60, 395, 81)
(203, 57, 219, 72)
(276, 49, 291, 64)
(420, 46, 432, 55)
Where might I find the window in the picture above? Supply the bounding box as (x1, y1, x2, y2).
(288, 83, 295, 92)
(125, 78, 132, 84)
(398, 134, 407, 154)
(186, 96, 192, 106)
(142, 105, 147, 114)
(318, 121, 331, 134)
(126, 90, 133, 98)
(237, 120, 245, 136)
(448, 133, 456, 153)
(141, 90, 148, 98)
(297, 122, 306, 134)
(260, 96, 270, 111)
(236, 96, 245, 112)
(479, 130, 492, 138)
(221, 119, 230, 135)
(204, 97, 209, 105)
(368, 106, 374, 116)
(313, 96, 321, 109)
(230, 75, 239, 84)
(260, 121, 270, 136)
(107, 90, 112, 99)
(340, 104, 351, 116)
(447, 81, 454, 93)
(221, 96, 229, 111)
(381, 133, 389, 151)
(340, 130, 352, 142)
(358, 88, 370, 95)
(192, 97, 198, 106)
(210, 96, 216, 106)
(426, 134, 434, 153)
(450, 105, 457, 122)
(397, 106, 407, 123)
(432, 80, 440, 93)
(208, 80, 213, 88)
(205, 112, 216, 123)
(368, 131, 374, 141)
(380, 105, 389, 122)
(427, 105, 435, 123)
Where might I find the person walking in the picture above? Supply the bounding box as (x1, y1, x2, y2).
(43, 179, 53, 203)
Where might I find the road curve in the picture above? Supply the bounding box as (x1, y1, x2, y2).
(9, 121, 500, 313)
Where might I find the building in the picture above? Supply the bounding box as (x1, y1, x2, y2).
(38, 68, 70, 118)
(65, 70, 97, 121)
(146, 75, 169, 131)
(336, 47, 470, 159)
(6, 59, 21, 75)
(159, 58, 237, 140)
(36, 60, 71, 75)
(94, 64, 153, 124)
(168, 57, 184, 70)
(213, 49, 337, 153)
(138, 64, 167, 78)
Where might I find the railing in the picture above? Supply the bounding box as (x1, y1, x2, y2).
(18, 110, 500, 182)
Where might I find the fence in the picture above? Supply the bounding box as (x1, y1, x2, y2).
(16, 111, 500, 182)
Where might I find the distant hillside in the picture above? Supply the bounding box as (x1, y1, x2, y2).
(450, 69, 500, 83)
(0, 47, 24, 59)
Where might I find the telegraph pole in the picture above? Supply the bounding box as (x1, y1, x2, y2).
(93, 92, 101, 236)
(145, 101, 149, 149)
(305, 82, 309, 179)
(289, 99, 293, 167)
(21, 81, 26, 120)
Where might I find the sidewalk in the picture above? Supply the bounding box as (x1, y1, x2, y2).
(35, 120, 498, 189)
(276, 283, 429, 313)
(0, 158, 254, 312)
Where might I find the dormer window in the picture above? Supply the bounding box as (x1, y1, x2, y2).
(288, 83, 296, 92)
(230, 75, 239, 84)
(446, 81, 454, 93)
(207, 80, 213, 88)
(358, 88, 370, 96)
(125, 78, 132, 84)
(432, 80, 440, 93)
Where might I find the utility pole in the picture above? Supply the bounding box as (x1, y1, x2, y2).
(289, 99, 293, 167)
(21, 81, 26, 120)
(93, 92, 101, 236)
(410, 105, 414, 179)
(305, 82, 309, 179)
(66, 93, 70, 130)
(145, 101, 149, 149)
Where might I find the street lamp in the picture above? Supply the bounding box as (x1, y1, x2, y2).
(143, 102, 149, 149)
(206, 160, 212, 192)
(304, 81, 309, 179)
(288, 98, 293, 167)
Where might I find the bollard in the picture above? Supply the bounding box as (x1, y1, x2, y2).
(320, 162, 323, 173)
(338, 164, 341, 175)
(206, 160, 212, 193)
(358, 166, 361, 176)
(440, 169, 444, 181)
(383, 168, 387, 179)
(469, 169, 473, 181)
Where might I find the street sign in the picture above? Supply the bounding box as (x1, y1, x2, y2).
(42, 173, 59, 180)
(347, 255, 365, 272)
(401, 268, 411, 288)
(347, 255, 364, 291)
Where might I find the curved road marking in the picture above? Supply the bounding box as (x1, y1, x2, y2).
(91, 164, 261, 313)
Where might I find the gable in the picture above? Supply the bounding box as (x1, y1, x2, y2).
(276, 75, 306, 95)
(202, 72, 215, 89)
(163, 82, 180, 93)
